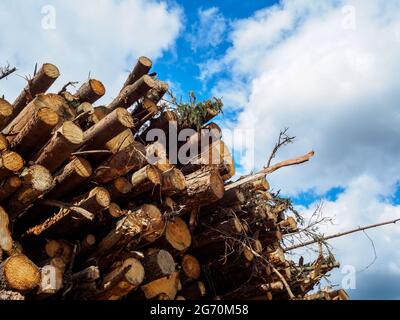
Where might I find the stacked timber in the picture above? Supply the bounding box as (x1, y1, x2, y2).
(0, 57, 345, 301)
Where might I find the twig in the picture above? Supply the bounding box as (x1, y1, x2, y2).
(40, 199, 94, 220)
(266, 128, 295, 168)
(0, 64, 16, 80)
(284, 218, 400, 251)
(58, 81, 79, 94)
(225, 151, 315, 191)
(71, 150, 112, 156)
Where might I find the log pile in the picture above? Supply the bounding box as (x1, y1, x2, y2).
(0, 58, 346, 301)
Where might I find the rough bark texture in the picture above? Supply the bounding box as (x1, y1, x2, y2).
(122, 56, 152, 89)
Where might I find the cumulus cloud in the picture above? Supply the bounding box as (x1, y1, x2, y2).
(0, 0, 182, 103)
(202, 0, 400, 298)
(186, 7, 227, 52)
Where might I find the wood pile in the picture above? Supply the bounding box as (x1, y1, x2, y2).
(0, 58, 346, 301)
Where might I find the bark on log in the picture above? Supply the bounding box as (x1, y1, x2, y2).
(93, 141, 147, 184)
(161, 168, 186, 196)
(132, 98, 158, 121)
(9, 63, 60, 127)
(0, 151, 24, 181)
(75, 79, 106, 104)
(97, 257, 144, 300)
(144, 80, 168, 104)
(11, 107, 59, 159)
(8, 165, 53, 220)
(107, 177, 133, 202)
(128, 165, 162, 198)
(0, 98, 13, 131)
(122, 56, 152, 89)
(0, 175, 21, 203)
(34, 121, 83, 173)
(142, 248, 176, 283)
(146, 141, 173, 172)
(140, 271, 180, 300)
(0, 207, 13, 253)
(139, 110, 178, 143)
(107, 75, 155, 111)
(81, 107, 135, 151)
(201, 188, 245, 214)
(46, 156, 92, 199)
(0, 254, 41, 292)
(158, 217, 192, 254)
(105, 129, 135, 154)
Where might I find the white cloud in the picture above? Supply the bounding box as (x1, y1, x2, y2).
(202, 0, 400, 298)
(0, 0, 182, 104)
(186, 7, 227, 51)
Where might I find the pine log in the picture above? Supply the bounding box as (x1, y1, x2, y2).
(0, 151, 24, 181)
(140, 271, 180, 300)
(180, 281, 206, 300)
(105, 129, 135, 154)
(146, 141, 173, 172)
(107, 177, 133, 202)
(142, 248, 176, 283)
(34, 121, 83, 173)
(93, 141, 147, 184)
(6, 93, 74, 139)
(180, 122, 222, 155)
(161, 168, 186, 196)
(81, 107, 135, 151)
(11, 107, 59, 159)
(107, 75, 155, 111)
(0, 207, 13, 253)
(0, 134, 8, 152)
(0, 98, 13, 130)
(145, 80, 168, 104)
(0, 175, 21, 202)
(180, 255, 201, 285)
(75, 79, 106, 104)
(74, 102, 94, 129)
(46, 157, 92, 199)
(158, 217, 192, 254)
(201, 188, 245, 214)
(128, 165, 162, 198)
(176, 167, 225, 211)
(138, 110, 178, 143)
(132, 98, 158, 121)
(97, 257, 144, 300)
(27, 187, 110, 237)
(181, 140, 235, 181)
(122, 56, 152, 89)
(108, 203, 125, 218)
(9, 63, 60, 126)
(8, 165, 53, 220)
(45, 240, 73, 264)
(0, 254, 41, 292)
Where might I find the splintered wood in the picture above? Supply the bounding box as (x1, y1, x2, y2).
(0, 58, 344, 301)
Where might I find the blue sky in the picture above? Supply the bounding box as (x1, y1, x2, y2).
(1, 0, 400, 299)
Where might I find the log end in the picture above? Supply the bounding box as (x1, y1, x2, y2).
(165, 217, 192, 252)
(60, 121, 84, 145)
(3, 255, 41, 292)
(89, 79, 106, 97)
(42, 63, 60, 79)
(22, 165, 53, 192)
(182, 255, 201, 280)
(116, 108, 135, 129)
(1, 151, 24, 173)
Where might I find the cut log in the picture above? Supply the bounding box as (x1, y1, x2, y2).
(107, 177, 133, 202)
(0, 98, 13, 130)
(0, 151, 24, 181)
(0, 254, 41, 292)
(201, 188, 245, 214)
(46, 156, 92, 199)
(139, 110, 177, 143)
(93, 141, 147, 184)
(27, 187, 110, 237)
(181, 122, 222, 155)
(9, 63, 60, 126)
(128, 165, 162, 198)
(108, 203, 125, 218)
(107, 75, 155, 111)
(97, 257, 144, 300)
(6, 94, 74, 139)
(161, 168, 186, 196)
(0, 134, 8, 152)
(11, 107, 59, 159)
(45, 240, 73, 264)
(132, 98, 158, 121)
(81, 107, 135, 151)
(0, 207, 13, 252)
(0, 176, 21, 202)
(180, 255, 201, 285)
(8, 165, 53, 220)
(176, 167, 225, 211)
(146, 141, 173, 172)
(142, 249, 176, 283)
(75, 79, 106, 104)
(145, 80, 168, 104)
(180, 281, 206, 300)
(34, 121, 83, 173)
(140, 271, 180, 300)
(74, 102, 94, 128)
(105, 129, 135, 154)
(122, 56, 152, 89)
(159, 217, 192, 254)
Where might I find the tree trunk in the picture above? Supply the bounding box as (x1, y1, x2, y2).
(142, 248, 176, 283)
(0, 207, 13, 253)
(96, 257, 144, 300)
(46, 156, 92, 199)
(0, 176, 21, 203)
(106, 177, 133, 202)
(0, 254, 41, 292)
(157, 217, 192, 255)
(146, 141, 173, 172)
(144, 80, 168, 104)
(81, 107, 135, 151)
(180, 254, 201, 285)
(107, 75, 155, 111)
(140, 271, 180, 300)
(128, 165, 162, 198)
(93, 141, 147, 184)
(122, 56, 152, 89)
(201, 188, 245, 214)
(161, 168, 186, 196)
(105, 129, 135, 154)
(34, 121, 83, 173)
(11, 107, 59, 159)
(0, 151, 24, 181)
(138, 110, 177, 143)
(75, 79, 106, 104)
(0, 98, 13, 131)
(8, 165, 53, 220)
(8, 63, 60, 127)
(132, 98, 158, 122)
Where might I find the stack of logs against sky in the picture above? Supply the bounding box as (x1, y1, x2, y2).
(0, 57, 349, 301)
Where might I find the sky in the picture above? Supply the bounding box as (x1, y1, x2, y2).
(1, 0, 400, 299)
